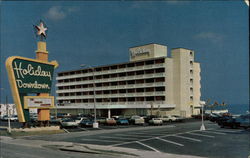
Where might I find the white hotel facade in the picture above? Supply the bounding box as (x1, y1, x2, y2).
(56, 44, 201, 118)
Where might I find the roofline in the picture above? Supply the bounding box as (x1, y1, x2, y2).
(171, 47, 194, 51)
(129, 43, 167, 49)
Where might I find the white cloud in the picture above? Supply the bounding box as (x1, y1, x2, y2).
(45, 6, 79, 21)
(194, 32, 223, 43)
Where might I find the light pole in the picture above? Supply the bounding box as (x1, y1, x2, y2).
(80, 64, 98, 128)
(200, 101, 206, 131)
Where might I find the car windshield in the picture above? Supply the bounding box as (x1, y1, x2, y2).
(63, 118, 74, 122)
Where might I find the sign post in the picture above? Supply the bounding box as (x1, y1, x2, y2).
(5, 21, 58, 127)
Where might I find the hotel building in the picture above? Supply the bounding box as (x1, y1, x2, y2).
(55, 44, 201, 118)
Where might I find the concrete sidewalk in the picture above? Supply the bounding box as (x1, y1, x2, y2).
(0, 136, 206, 158)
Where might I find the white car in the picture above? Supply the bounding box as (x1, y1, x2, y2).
(60, 118, 78, 128)
(130, 115, 145, 125)
(149, 118, 163, 125)
(160, 115, 177, 122)
(74, 117, 85, 124)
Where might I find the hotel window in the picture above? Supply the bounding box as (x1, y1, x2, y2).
(128, 97, 135, 101)
(127, 80, 135, 84)
(128, 89, 135, 93)
(155, 58, 164, 64)
(127, 71, 135, 76)
(103, 90, 110, 94)
(145, 87, 154, 92)
(155, 96, 165, 101)
(136, 97, 144, 101)
(111, 65, 117, 70)
(146, 78, 154, 83)
(146, 96, 154, 101)
(103, 67, 109, 71)
(190, 70, 193, 75)
(155, 78, 165, 82)
(190, 61, 193, 65)
(111, 98, 118, 102)
(119, 89, 126, 93)
(119, 81, 126, 85)
(145, 69, 154, 74)
(127, 63, 135, 67)
(155, 87, 165, 91)
(136, 71, 144, 75)
(136, 88, 144, 92)
(155, 68, 165, 73)
(190, 79, 193, 84)
(118, 64, 126, 69)
(111, 73, 117, 78)
(111, 90, 118, 94)
(145, 60, 154, 65)
(136, 62, 144, 66)
(190, 96, 193, 101)
(136, 79, 144, 84)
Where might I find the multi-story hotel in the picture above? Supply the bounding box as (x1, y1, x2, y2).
(56, 43, 201, 118)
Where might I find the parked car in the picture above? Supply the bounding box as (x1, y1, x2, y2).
(116, 118, 129, 125)
(149, 118, 163, 125)
(143, 115, 157, 123)
(96, 117, 106, 124)
(129, 115, 145, 125)
(57, 113, 71, 118)
(74, 117, 85, 124)
(239, 114, 250, 129)
(216, 116, 232, 126)
(49, 117, 62, 125)
(79, 119, 94, 127)
(105, 118, 117, 126)
(60, 118, 78, 128)
(240, 118, 250, 129)
(220, 117, 242, 129)
(208, 113, 222, 122)
(172, 115, 185, 122)
(159, 115, 177, 122)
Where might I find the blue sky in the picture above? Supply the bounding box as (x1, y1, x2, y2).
(0, 1, 249, 105)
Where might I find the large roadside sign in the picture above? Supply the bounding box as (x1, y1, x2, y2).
(6, 56, 58, 122)
(11, 57, 55, 93)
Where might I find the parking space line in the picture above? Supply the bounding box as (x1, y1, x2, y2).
(115, 134, 150, 138)
(155, 137, 184, 146)
(79, 128, 89, 131)
(130, 132, 163, 136)
(186, 132, 215, 138)
(136, 141, 161, 153)
(100, 136, 137, 140)
(62, 128, 70, 133)
(208, 129, 244, 133)
(173, 135, 202, 142)
(81, 138, 122, 143)
(201, 130, 226, 135)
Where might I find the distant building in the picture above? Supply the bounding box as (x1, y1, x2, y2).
(55, 44, 201, 118)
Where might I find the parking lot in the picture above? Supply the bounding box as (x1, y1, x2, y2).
(23, 121, 250, 158)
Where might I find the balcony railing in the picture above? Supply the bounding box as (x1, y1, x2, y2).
(56, 63, 165, 80)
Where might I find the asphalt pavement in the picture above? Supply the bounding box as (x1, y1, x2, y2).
(20, 121, 250, 158)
